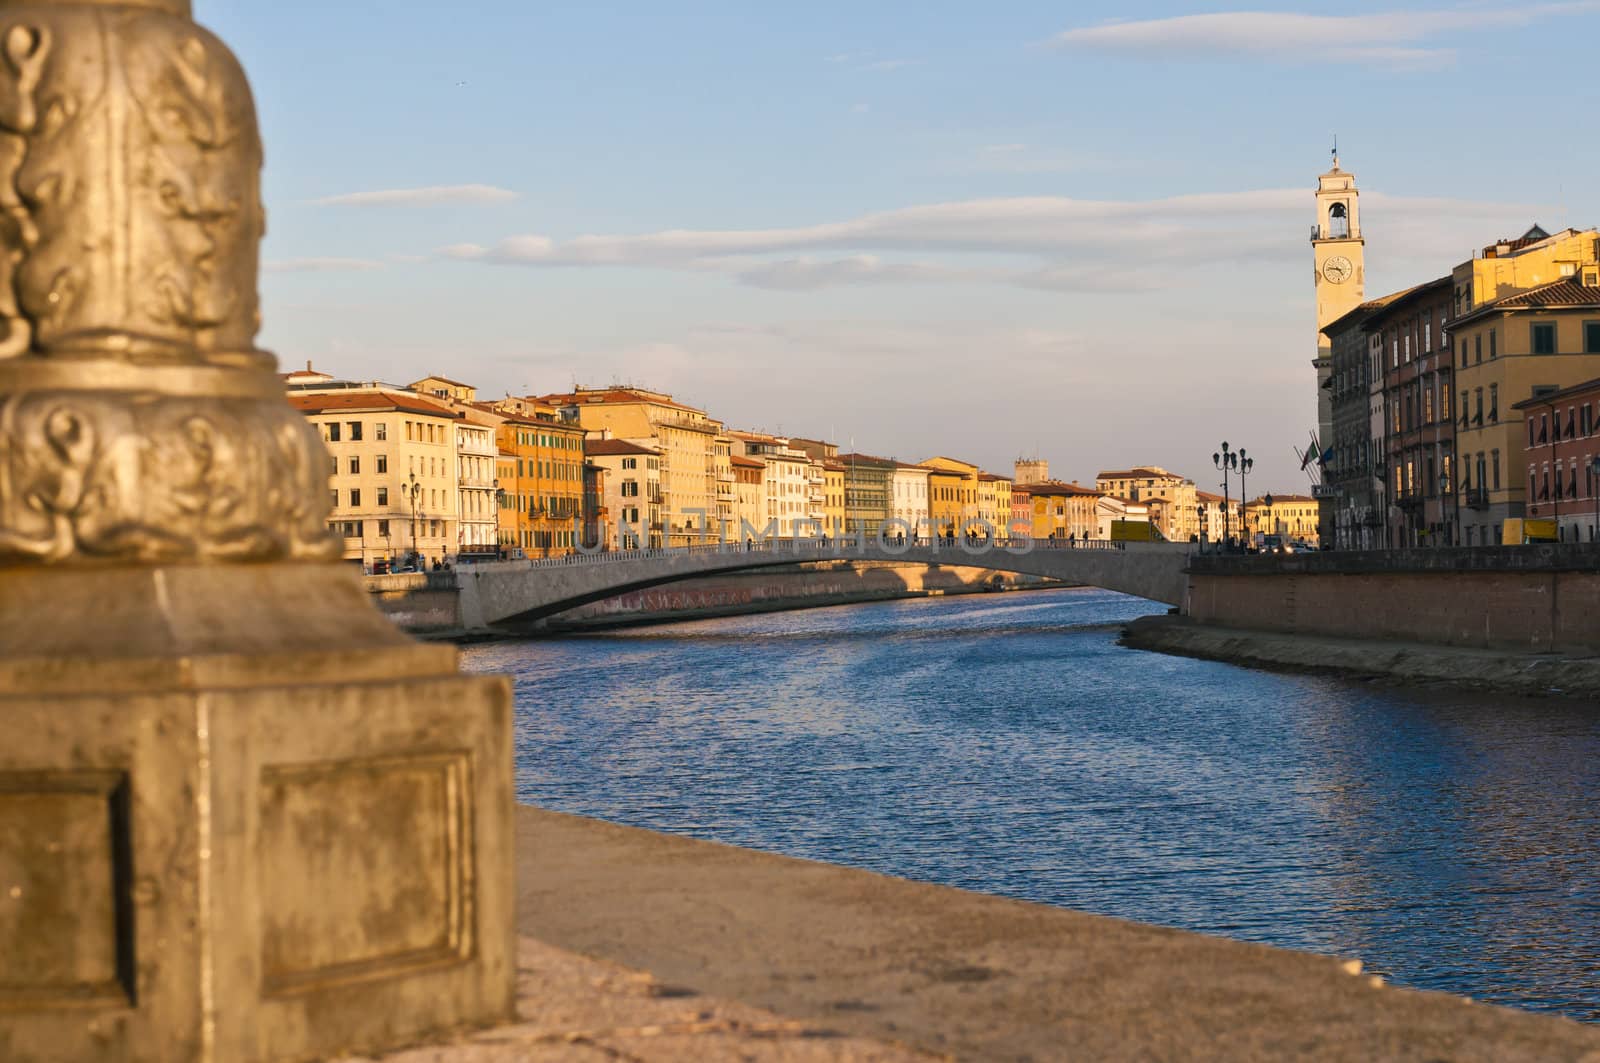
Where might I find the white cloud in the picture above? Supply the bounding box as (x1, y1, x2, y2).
(1051, 3, 1600, 66)
(264, 257, 385, 273)
(437, 188, 1544, 295)
(310, 184, 518, 207)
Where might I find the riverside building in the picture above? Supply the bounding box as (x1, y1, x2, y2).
(1448, 230, 1600, 545)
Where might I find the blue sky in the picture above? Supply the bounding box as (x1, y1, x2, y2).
(205, 1, 1600, 490)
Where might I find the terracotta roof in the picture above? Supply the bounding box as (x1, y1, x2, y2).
(288, 390, 457, 418)
(836, 452, 899, 466)
(1511, 376, 1600, 410)
(1194, 490, 1227, 503)
(978, 472, 1012, 483)
(731, 455, 767, 469)
(1448, 277, 1600, 328)
(412, 374, 474, 389)
(1485, 280, 1600, 311)
(1359, 275, 1452, 331)
(1096, 468, 1175, 481)
(1025, 481, 1102, 497)
(1247, 494, 1317, 505)
(539, 388, 706, 416)
(585, 439, 659, 457)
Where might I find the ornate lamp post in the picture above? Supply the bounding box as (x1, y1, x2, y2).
(1213, 443, 1251, 549)
(0, 3, 514, 1058)
(405, 471, 423, 567)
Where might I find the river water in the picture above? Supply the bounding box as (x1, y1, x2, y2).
(461, 587, 1600, 1020)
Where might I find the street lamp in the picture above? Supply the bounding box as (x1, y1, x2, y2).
(1439, 471, 1451, 548)
(1212, 442, 1251, 549)
(1591, 456, 1600, 544)
(404, 472, 422, 568)
(1262, 492, 1275, 548)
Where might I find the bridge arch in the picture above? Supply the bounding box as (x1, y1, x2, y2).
(454, 541, 1193, 631)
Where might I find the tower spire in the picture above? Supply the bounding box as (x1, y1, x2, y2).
(1331, 134, 1339, 171)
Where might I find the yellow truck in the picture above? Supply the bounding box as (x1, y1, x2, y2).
(1501, 517, 1558, 544)
(1109, 519, 1165, 543)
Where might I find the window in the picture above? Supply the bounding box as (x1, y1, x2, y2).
(349, 489, 361, 507)
(349, 457, 360, 474)
(376, 423, 387, 441)
(326, 422, 341, 442)
(377, 487, 388, 506)
(1488, 384, 1498, 424)
(1475, 335, 1482, 363)
(1459, 338, 1467, 368)
(378, 519, 389, 536)
(377, 455, 387, 474)
(1489, 329, 1497, 359)
(1424, 322, 1432, 351)
(1424, 387, 1435, 424)
(348, 421, 362, 441)
(1492, 450, 1501, 491)
(622, 457, 638, 470)
(1586, 322, 1600, 354)
(329, 490, 338, 509)
(329, 455, 337, 475)
(1460, 390, 1469, 428)
(1532, 322, 1557, 354)
(1474, 388, 1483, 425)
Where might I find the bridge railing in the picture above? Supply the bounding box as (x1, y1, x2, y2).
(466, 535, 1153, 572)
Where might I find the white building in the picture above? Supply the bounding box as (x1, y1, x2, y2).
(889, 463, 930, 535)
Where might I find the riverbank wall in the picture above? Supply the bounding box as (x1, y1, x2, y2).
(1123, 614, 1600, 698)
(1185, 544, 1600, 653)
(367, 561, 1067, 637)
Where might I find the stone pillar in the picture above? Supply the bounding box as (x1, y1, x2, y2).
(0, 2, 515, 1060)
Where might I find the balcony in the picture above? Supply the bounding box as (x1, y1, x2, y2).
(1464, 488, 1490, 509)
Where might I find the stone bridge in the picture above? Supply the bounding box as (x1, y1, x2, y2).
(419, 539, 1195, 633)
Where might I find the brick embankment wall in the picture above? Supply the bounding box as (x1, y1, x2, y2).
(1185, 546, 1600, 653)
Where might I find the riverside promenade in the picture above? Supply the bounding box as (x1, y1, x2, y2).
(361, 807, 1600, 1062)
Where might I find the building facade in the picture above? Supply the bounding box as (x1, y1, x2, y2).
(541, 388, 723, 546)
(921, 457, 981, 539)
(1368, 278, 1454, 547)
(1025, 482, 1103, 540)
(290, 389, 462, 568)
(1246, 495, 1321, 546)
(1094, 467, 1198, 541)
(586, 438, 661, 549)
(888, 463, 930, 536)
(1514, 375, 1600, 542)
(1449, 236, 1600, 546)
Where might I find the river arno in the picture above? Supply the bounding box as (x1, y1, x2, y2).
(461, 587, 1600, 1021)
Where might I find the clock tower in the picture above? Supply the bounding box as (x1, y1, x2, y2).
(1311, 151, 1364, 490)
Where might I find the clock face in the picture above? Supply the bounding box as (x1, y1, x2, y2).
(1323, 256, 1354, 284)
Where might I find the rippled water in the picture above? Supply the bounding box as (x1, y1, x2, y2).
(462, 587, 1600, 1020)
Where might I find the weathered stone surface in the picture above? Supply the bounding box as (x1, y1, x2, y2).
(512, 806, 1600, 1062)
(0, 603, 516, 1062)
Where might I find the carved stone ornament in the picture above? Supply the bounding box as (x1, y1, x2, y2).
(0, 0, 338, 564)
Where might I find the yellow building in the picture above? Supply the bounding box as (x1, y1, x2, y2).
(920, 456, 981, 539)
(1447, 230, 1600, 545)
(410, 375, 478, 405)
(823, 462, 846, 534)
(1094, 466, 1200, 541)
(1026, 482, 1103, 540)
(1245, 495, 1321, 546)
(491, 398, 587, 555)
(977, 473, 1013, 538)
(290, 389, 462, 569)
(540, 387, 722, 545)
